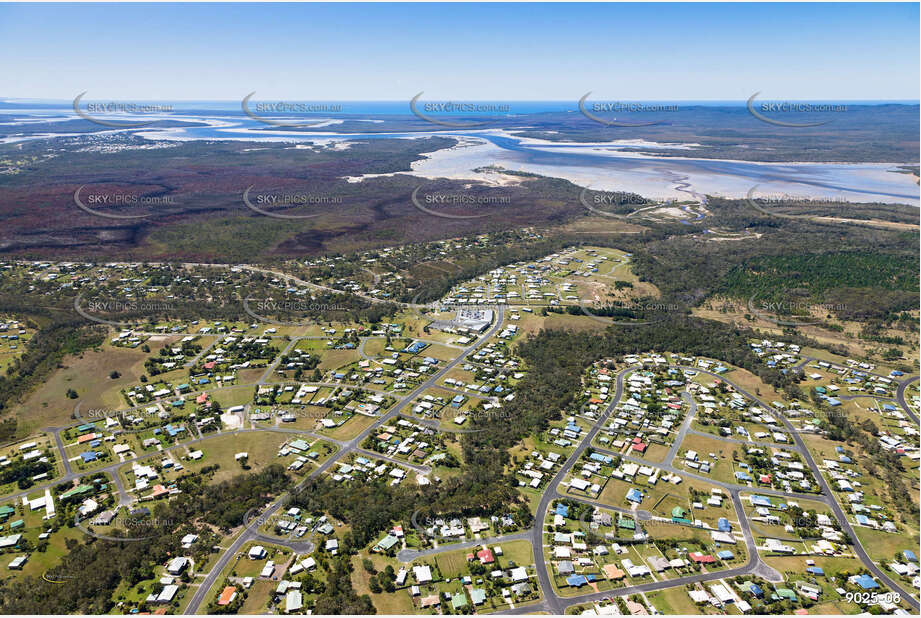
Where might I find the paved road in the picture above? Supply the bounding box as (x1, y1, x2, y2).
(10, 425, 297, 509)
(594, 445, 822, 501)
(109, 467, 134, 507)
(185, 306, 506, 613)
(664, 390, 697, 464)
(514, 490, 775, 613)
(41, 280, 921, 613)
(250, 533, 316, 555)
(896, 375, 920, 424)
(36, 350, 918, 613)
(501, 363, 918, 614)
(88, 260, 423, 310)
(553, 493, 648, 521)
(184, 334, 225, 368)
(396, 531, 532, 563)
(31, 331, 495, 512)
(258, 337, 299, 385)
(498, 488, 775, 615)
(358, 335, 463, 362)
(684, 428, 799, 453)
(238, 264, 414, 307)
(183, 445, 347, 613)
(433, 384, 499, 402)
(357, 336, 377, 361)
(354, 448, 430, 475)
(797, 356, 903, 382)
(796, 355, 921, 424)
(49, 427, 73, 475)
(685, 365, 920, 611)
(525, 365, 636, 614)
(515, 365, 788, 614)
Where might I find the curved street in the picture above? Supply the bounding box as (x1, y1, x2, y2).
(33, 298, 919, 614)
(494, 363, 920, 613)
(184, 306, 506, 613)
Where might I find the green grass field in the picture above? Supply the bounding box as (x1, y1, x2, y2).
(14, 340, 164, 436)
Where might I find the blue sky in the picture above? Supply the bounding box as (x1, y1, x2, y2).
(1, 2, 918, 100)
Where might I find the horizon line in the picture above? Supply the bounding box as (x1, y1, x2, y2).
(4, 97, 921, 104)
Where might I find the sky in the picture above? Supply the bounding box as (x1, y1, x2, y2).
(1, 2, 918, 101)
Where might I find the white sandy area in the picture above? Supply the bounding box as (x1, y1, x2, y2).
(499, 131, 704, 151)
(344, 134, 919, 205)
(0, 116, 75, 126)
(138, 121, 430, 144)
(1, 126, 140, 144)
(289, 141, 360, 151)
(5, 111, 916, 205)
(260, 118, 384, 128)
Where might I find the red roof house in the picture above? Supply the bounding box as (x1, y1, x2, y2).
(217, 586, 237, 606)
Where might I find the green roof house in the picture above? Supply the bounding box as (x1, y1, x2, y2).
(374, 534, 399, 552)
(452, 593, 469, 610)
(61, 484, 93, 500)
(776, 587, 797, 601)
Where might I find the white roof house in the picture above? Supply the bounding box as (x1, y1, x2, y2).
(413, 564, 433, 583)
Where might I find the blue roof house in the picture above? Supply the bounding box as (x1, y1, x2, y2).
(806, 566, 825, 576)
(626, 488, 644, 503)
(854, 574, 878, 590)
(751, 495, 772, 507)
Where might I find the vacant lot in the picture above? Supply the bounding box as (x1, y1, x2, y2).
(14, 342, 157, 436)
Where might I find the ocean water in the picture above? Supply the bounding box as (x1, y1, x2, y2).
(1, 102, 918, 205)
